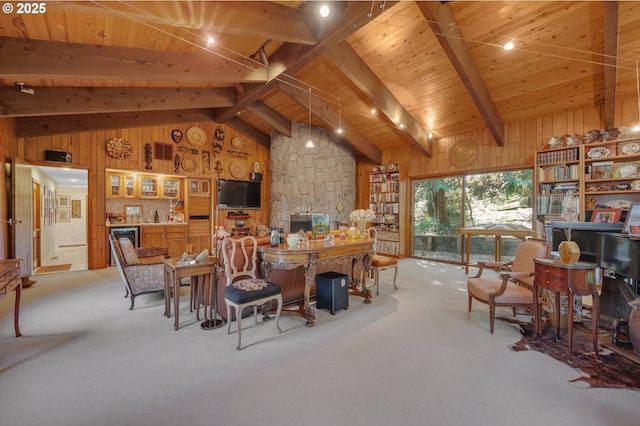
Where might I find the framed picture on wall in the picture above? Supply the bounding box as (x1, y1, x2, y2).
(57, 209, 70, 222)
(71, 200, 81, 218)
(58, 195, 70, 208)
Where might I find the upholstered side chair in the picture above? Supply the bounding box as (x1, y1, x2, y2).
(366, 227, 398, 295)
(109, 235, 167, 309)
(220, 235, 282, 350)
(467, 238, 549, 333)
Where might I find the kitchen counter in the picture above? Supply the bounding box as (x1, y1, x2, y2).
(107, 222, 188, 227)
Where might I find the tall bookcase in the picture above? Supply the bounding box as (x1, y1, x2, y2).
(534, 136, 640, 226)
(369, 166, 404, 257)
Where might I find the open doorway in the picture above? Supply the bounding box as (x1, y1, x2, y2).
(32, 166, 88, 274)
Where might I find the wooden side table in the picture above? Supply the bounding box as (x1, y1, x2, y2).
(533, 258, 600, 361)
(0, 259, 22, 337)
(163, 257, 217, 330)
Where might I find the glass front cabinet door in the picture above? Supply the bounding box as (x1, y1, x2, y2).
(107, 173, 121, 198)
(162, 178, 180, 199)
(139, 176, 159, 198)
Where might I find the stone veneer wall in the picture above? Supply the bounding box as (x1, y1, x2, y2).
(270, 122, 356, 231)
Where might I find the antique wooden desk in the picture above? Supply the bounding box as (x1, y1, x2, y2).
(0, 259, 22, 337)
(258, 238, 374, 326)
(533, 258, 599, 361)
(456, 224, 537, 274)
(163, 257, 216, 330)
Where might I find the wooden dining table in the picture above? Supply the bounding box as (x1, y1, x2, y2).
(455, 223, 537, 274)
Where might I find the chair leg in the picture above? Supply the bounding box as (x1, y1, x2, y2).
(227, 305, 233, 335)
(275, 295, 283, 333)
(468, 294, 472, 312)
(236, 305, 244, 350)
(391, 265, 398, 290)
(489, 305, 495, 334)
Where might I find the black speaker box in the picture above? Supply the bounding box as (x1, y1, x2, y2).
(316, 271, 349, 315)
(45, 150, 72, 163)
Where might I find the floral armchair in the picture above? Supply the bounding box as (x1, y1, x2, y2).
(109, 235, 167, 309)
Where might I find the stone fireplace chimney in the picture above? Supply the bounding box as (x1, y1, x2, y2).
(270, 123, 356, 231)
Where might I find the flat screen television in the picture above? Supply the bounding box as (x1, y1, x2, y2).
(217, 179, 261, 209)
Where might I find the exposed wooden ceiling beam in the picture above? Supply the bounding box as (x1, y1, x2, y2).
(49, 0, 318, 45)
(603, 1, 619, 129)
(246, 101, 292, 137)
(416, 1, 505, 146)
(277, 82, 382, 164)
(327, 41, 432, 157)
(0, 87, 234, 117)
(215, 1, 399, 123)
(225, 116, 271, 148)
(0, 37, 267, 83)
(15, 108, 215, 138)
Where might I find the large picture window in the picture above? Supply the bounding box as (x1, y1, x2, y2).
(412, 170, 533, 264)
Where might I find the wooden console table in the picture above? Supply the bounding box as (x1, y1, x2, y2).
(456, 224, 537, 274)
(533, 258, 599, 361)
(0, 259, 23, 337)
(259, 238, 374, 326)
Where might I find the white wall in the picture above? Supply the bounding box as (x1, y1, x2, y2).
(31, 167, 59, 261)
(57, 186, 87, 246)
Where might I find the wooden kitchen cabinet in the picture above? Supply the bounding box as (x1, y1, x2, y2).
(166, 225, 187, 256)
(141, 225, 187, 257)
(141, 225, 165, 248)
(188, 220, 211, 254)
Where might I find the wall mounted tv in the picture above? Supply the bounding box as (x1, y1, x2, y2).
(217, 179, 261, 209)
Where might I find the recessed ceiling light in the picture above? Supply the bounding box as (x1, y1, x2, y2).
(371, 108, 377, 115)
(207, 36, 215, 47)
(428, 132, 433, 139)
(336, 127, 344, 134)
(503, 40, 515, 51)
(319, 4, 330, 17)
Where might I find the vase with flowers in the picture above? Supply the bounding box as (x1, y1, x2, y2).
(349, 209, 376, 238)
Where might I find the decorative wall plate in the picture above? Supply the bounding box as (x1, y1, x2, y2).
(587, 146, 610, 159)
(229, 160, 247, 179)
(620, 142, 640, 155)
(106, 137, 133, 159)
(450, 139, 478, 167)
(231, 137, 244, 150)
(186, 126, 207, 147)
(613, 162, 639, 178)
(181, 158, 196, 172)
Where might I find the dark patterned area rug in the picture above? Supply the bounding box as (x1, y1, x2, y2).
(509, 320, 640, 390)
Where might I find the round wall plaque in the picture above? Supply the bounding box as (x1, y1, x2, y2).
(449, 139, 478, 167)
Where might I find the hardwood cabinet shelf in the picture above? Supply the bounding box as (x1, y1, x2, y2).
(534, 136, 640, 224)
(106, 169, 183, 200)
(369, 167, 403, 257)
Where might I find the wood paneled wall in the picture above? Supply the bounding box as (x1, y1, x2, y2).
(3, 97, 639, 267)
(2, 120, 269, 268)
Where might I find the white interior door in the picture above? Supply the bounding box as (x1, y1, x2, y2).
(11, 157, 33, 277)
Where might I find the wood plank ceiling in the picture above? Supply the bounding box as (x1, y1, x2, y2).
(1, 1, 640, 163)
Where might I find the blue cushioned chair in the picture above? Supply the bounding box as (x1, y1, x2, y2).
(221, 236, 282, 350)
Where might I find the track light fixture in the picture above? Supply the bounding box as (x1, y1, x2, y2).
(306, 87, 315, 148)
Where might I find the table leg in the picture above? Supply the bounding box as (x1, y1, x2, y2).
(465, 234, 471, 274)
(201, 273, 222, 330)
(14, 282, 22, 337)
(533, 281, 540, 338)
(568, 286, 574, 362)
(554, 291, 561, 341)
(164, 269, 171, 318)
(174, 275, 180, 330)
(591, 287, 600, 360)
(303, 263, 317, 327)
